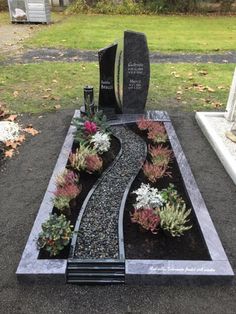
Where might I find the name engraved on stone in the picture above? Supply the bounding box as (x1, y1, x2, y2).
(128, 79, 142, 90)
(101, 80, 113, 90)
(127, 62, 144, 75)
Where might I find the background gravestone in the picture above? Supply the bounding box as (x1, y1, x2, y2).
(98, 31, 150, 115)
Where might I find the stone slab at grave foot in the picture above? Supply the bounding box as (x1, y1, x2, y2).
(196, 68, 236, 184)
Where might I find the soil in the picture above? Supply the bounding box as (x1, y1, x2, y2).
(124, 123, 210, 260)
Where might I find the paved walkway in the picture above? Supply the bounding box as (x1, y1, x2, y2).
(1, 48, 236, 65)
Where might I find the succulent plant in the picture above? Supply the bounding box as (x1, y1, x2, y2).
(37, 214, 73, 256)
(159, 202, 192, 237)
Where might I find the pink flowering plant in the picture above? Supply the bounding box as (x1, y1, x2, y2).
(53, 169, 81, 215)
(130, 183, 192, 237)
(73, 111, 110, 146)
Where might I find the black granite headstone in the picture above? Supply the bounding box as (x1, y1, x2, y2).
(98, 31, 150, 115)
(115, 30, 150, 114)
(98, 43, 121, 116)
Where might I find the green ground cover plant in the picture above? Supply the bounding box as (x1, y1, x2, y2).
(0, 62, 234, 113)
(26, 14, 236, 52)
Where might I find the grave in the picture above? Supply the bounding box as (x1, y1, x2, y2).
(98, 31, 150, 116)
(196, 67, 236, 184)
(16, 32, 234, 285)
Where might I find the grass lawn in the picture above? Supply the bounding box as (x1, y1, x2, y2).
(26, 14, 236, 52)
(0, 12, 10, 25)
(0, 62, 234, 113)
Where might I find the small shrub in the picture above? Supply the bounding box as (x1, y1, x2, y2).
(132, 182, 164, 210)
(56, 169, 79, 188)
(137, 118, 168, 144)
(147, 122, 168, 144)
(143, 161, 171, 183)
(85, 154, 103, 173)
(37, 214, 73, 257)
(159, 203, 192, 237)
(137, 117, 153, 131)
(69, 145, 96, 171)
(148, 144, 173, 166)
(90, 131, 111, 153)
(73, 111, 109, 144)
(160, 183, 185, 207)
(53, 169, 81, 213)
(131, 208, 160, 234)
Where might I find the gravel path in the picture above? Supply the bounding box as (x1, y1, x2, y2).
(1, 48, 236, 65)
(74, 125, 146, 259)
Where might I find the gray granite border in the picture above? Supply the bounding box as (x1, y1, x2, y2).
(16, 110, 234, 284)
(125, 111, 234, 284)
(16, 110, 81, 283)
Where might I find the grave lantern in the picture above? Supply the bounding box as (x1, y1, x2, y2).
(8, 0, 51, 24)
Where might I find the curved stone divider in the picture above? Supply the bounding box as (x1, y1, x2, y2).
(118, 142, 147, 260)
(69, 133, 123, 258)
(73, 126, 147, 260)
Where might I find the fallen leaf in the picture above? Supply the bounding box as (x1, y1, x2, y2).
(23, 127, 39, 136)
(42, 94, 50, 99)
(206, 86, 215, 93)
(176, 90, 183, 95)
(5, 149, 14, 158)
(54, 104, 61, 109)
(6, 114, 17, 121)
(4, 140, 18, 149)
(15, 134, 26, 143)
(45, 88, 52, 92)
(52, 79, 58, 83)
(198, 70, 208, 76)
(211, 101, 222, 108)
(50, 96, 60, 101)
(13, 91, 19, 97)
(217, 85, 225, 90)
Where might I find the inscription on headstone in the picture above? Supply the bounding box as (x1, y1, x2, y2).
(98, 30, 150, 115)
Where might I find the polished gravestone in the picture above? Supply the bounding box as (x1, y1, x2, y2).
(98, 31, 150, 115)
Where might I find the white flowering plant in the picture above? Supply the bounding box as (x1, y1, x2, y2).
(131, 183, 192, 237)
(90, 131, 111, 153)
(132, 183, 164, 210)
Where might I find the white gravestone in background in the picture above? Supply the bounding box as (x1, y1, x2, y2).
(224, 67, 236, 122)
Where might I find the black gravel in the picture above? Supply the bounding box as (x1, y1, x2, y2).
(2, 48, 236, 65)
(74, 125, 146, 259)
